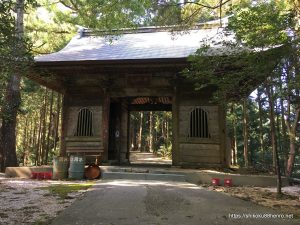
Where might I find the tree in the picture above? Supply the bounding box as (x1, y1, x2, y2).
(0, 0, 33, 171)
(43, 0, 153, 31)
(242, 99, 249, 167)
(183, 1, 296, 194)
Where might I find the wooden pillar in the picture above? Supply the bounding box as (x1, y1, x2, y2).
(120, 99, 129, 163)
(60, 94, 68, 156)
(102, 93, 110, 162)
(172, 86, 180, 166)
(219, 105, 227, 167)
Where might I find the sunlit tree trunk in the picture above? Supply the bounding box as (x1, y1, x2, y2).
(257, 87, 265, 165)
(45, 90, 54, 164)
(53, 93, 61, 152)
(138, 112, 143, 151)
(266, 84, 282, 195)
(22, 117, 28, 165)
(285, 102, 300, 178)
(149, 111, 153, 152)
(0, 0, 24, 171)
(40, 89, 48, 164)
(243, 99, 249, 168)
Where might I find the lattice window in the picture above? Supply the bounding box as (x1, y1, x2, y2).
(189, 107, 210, 138)
(75, 108, 93, 136)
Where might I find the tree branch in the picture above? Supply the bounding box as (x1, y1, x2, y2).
(59, 0, 77, 11)
(159, 0, 231, 10)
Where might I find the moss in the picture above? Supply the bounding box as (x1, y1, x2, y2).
(32, 215, 52, 225)
(0, 212, 8, 218)
(40, 182, 94, 199)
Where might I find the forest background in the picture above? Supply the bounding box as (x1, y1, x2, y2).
(0, 0, 299, 184)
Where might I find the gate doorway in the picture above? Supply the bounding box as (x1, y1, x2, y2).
(108, 97, 172, 166)
(128, 97, 172, 166)
(129, 111, 172, 165)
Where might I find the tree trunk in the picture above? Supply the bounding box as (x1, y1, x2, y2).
(40, 89, 48, 164)
(0, 75, 21, 171)
(266, 84, 282, 195)
(279, 91, 288, 166)
(36, 107, 43, 166)
(285, 107, 300, 178)
(257, 88, 265, 165)
(0, 0, 24, 172)
(138, 112, 143, 151)
(243, 99, 249, 168)
(149, 111, 153, 152)
(53, 93, 61, 152)
(45, 90, 54, 164)
(22, 117, 28, 165)
(230, 103, 238, 165)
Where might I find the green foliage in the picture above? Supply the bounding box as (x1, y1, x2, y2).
(183, 46, 285, 103)
(183, 1, 293, 103)
(149, 0, 182, 26)
(43, 0, 153, 31)
(228, 2, 293, 48)
(157, 140, 172, 159)
(0, 0, 33, 76)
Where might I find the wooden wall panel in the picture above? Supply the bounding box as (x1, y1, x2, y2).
(179, 143, 221, 164)
(179, 143, 220, 156)
(180, 155, 221, 164)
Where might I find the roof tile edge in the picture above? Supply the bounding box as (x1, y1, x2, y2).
(79, 22, 224, 38)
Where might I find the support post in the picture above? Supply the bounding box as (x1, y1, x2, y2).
(60, 94, 68, 156)
(102, 93, 110, 162)
(172, 86, 180, 166)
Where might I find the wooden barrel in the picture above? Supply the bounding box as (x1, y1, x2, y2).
(85, 164, 101, 179)
(68, 155, 86, 180)
(52, 157, 69, 180)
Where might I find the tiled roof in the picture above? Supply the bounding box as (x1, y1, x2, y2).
(35, 26, 231, 62)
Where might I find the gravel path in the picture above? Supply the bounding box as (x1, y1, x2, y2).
(0, 176, 90, 225)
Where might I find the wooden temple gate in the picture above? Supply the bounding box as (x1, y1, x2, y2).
(32, 26, 229, 167)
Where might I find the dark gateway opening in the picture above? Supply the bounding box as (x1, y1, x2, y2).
(108, 97, 172, 166)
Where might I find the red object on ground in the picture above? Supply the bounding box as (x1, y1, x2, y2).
(31, 172, 38, 179)
(211, 178, 220, 186)
(224, 178, 233, 187)
(37, 172, 45, 180)
(44, 172, 52, 180)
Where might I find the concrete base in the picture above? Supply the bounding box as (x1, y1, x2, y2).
(5, 166, 289, 187)
(186, 170, 289, 187)
(102, 171, 186, 182)
(5, 166, 52, 178)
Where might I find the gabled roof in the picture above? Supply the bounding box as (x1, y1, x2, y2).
(35, 25, 230, 63)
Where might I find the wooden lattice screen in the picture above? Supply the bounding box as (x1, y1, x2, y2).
(189, 107, 210, 138)
(75, 108, 93, 136)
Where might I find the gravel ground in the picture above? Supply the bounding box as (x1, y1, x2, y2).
(206, 185, 300, 218)
(0, 176, 91, 225)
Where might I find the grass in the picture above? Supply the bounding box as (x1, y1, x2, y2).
(41, 182, 94, 199)
(32, 215, 52, 225)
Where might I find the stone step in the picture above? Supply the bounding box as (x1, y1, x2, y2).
(100, 166, 187, 175)
(101, 171, 186, 182)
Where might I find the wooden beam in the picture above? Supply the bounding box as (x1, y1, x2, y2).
(128, 104, 172, 111)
